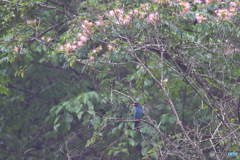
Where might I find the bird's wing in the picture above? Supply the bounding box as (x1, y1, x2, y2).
(134, 110, 137, 120)
(135, 108, 143, 119)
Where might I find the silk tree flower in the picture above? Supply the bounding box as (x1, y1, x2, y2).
(115, 9, 124, 17)
(92, 49, 96, 54)
(214, 9, 231, 20)
(206, 0, 221, 5)
(41, 37, 45, 40)
(195, 12, 207, 23)
(65, 43, 71, 53)
(140, 3, 149, 12)
(194, 0, 202, 3)
(14, 47, 19, 52)
(71, 45, 77, 50)
(46, 38, 52, 42)
(163, 78, 169, 82)
(229, 2, 237, 7)
(89, 56, 94, 61)
(148, 12, 159, 23)
(77, 41, 83, 47)
(80, 35, 88, 42)
(95, 21, 101, 26)
(26, 20, 30, 25)
(99, 45, 102, 51)
(107, 44, 113, 51)
(139, 12, 147, 19)
(230, 7, 237, 15)
(152, 0, 162, 4)
(59, 45, 63, 51)
(109, 10, 115, 17)
(180, 2, 191, 14)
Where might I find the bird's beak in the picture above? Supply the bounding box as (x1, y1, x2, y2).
(132, 103, 135, 106)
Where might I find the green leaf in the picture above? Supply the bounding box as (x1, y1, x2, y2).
(62, 121, 71, 131)
(65, 112, 73, 123)
(161, 114, 168, 124)
(108, 149, 113, 156)
(55, 105, 63, 115)
(129, 138, 136, 147)
(87, 101, 94, 111)
(90, 116, 100, 127)
(121, 148, 129, 155)
(118, 122, 124, 130)
(168, 116, 176, 124)
(113, 150, 119, 156)
(83, 94, 89, 103)
(77, 111, 84, 120)
(54, 115, 61, 124)
(112, 127, 118, 134)
(128, 130, 135, 138)
(141, 147, 147, 156)
(54, 123, 60, 130)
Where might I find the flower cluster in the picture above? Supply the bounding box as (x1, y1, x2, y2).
(41, 37, 53, 42)
(26, 19, 36, 25)
(148, 12, 160, 23)
(214, 9, 232, 20)
(152, 0, 171, 4)
(195, 13, 207, 23)
(180, 1, 191, 14)
(194, 0, 202, 3)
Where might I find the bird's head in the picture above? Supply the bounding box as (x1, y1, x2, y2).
(132, 102, 141, 107)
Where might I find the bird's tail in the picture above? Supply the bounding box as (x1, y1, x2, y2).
(134, 121, 140, 130)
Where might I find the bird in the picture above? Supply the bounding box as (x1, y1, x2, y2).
(132, 102, 143, 130)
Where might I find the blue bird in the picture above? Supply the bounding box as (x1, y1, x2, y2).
(132, 102, 143, 130)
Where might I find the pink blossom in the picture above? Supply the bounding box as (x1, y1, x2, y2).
(139, 12, 147, 19)
(180, 2, 191, 14)
(77, 41, 83, 47)
(98, 15, 103, 20)
(230, 7, 235, 12)
(71, 45, 77, 50)
(41, 37, 45, 40)
(92, 49, 96, 53)
(60, 45, 63, 51)
(206, 0, 221, 5)
(152, 0, 162, 4)
(148, 12, 159, 23)
(107, 44, 114, 51)
(99, 45, 102, 51)
(65, 43, 71, 46)
(81, 24, 86, 30)
(230, 7, 236, 14)
(90, 56, 94, 61)
(140, 4, 149, 12)
(163, 78, 169, 82)
(80, 35, 87, 42)
(195, 13, 206, 23)
(229, 2, 237, 7)
(26, 20, 30, 25)
(194, 0, 202, 3)
(65, 43, 71, 53)
(14, 47, 18, 52)
(109, 10, 115, 16)
(215, 9, 231, 20)
(46, 38, 52, 42)
(205, 0, 211, 4)
(95, 21, 101, 26)
(77, 33, 82, 37)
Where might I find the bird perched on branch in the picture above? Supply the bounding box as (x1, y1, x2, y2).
(132, 102, 143, 130)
